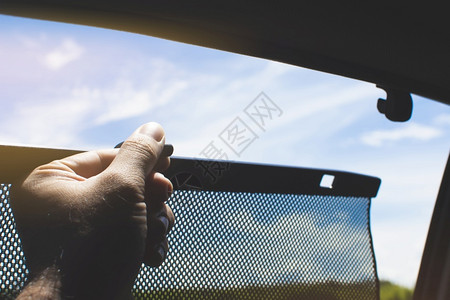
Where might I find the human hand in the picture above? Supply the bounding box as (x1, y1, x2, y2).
(12, 122, 174, 300)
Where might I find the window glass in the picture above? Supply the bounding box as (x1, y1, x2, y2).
(1, 14, 449, 289)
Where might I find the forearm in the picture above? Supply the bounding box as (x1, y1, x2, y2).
(16, 263, 134, 300)
(17, 265, 62, 300)
(13, 228, 137, 300)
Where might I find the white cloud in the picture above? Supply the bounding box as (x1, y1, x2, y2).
(0, 45, 197, 148)
(0, 75, 187, 148)
(164, 69, 380, 162)
(43, 39, 84, 70)
(248, 82, 378, 147)
(17, 33, 48, 50)
(1, 93, 95, 147)
(341, 150, 448, 288)
(361, 123, 443, 147)
(86, 78, 188, 126)
(433, 113, 450, 126)
(372, 220, 431, 288)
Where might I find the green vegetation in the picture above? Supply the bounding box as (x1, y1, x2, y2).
(380, 280, 413, 300)
(134, 281, 377, 300)
(1, 280, 414, 299)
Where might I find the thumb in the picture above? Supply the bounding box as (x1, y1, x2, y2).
(107, 122, 165, 179)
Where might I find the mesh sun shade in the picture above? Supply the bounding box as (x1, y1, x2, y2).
(1, 157, 381, 299)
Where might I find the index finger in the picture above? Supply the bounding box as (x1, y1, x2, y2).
(57, 149, 119, 179)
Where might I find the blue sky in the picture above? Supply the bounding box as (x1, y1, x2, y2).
(1, 14, 449, 288)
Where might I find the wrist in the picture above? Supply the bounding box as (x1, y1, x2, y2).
(17, 232, 136, 300)
(17, 265, 62, 300)
(17, 263, 135, 300)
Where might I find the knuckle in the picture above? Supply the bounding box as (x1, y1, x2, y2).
(101, 172, 145, 203)
(122, 138, 159, 160)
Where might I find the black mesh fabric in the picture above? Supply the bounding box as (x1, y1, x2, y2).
(1, 183, 378, 299)
(0, 184, 28, 299)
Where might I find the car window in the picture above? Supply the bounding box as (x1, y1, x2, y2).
(1, 14, 449, 291)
